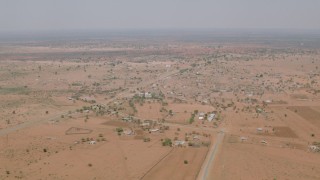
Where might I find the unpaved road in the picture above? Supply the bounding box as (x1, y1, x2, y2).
(197, 129, 225, 180)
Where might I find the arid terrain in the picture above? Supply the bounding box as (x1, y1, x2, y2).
(0, 31, 320, 180)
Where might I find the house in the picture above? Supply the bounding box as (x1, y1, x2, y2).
(207, 113, 216, 122)
(256, 108, 263, 113)
(124, 129, 133, 135)
(149, 128, 159, 133)
(198, 112, 205, 120)
(122, 116, 132, 122)
(174, 140, 186, 146)
(261, 140, 267, 144)
(193, 135, 200, 140)
(309, 145, 320, 152)
(89, 141, 96, 145)
(144, 92, 152, 98)
(256, 128, 263, 132)
(264, 100, 272, 103)
(141, 122, 150, 127)
(137, 92, 144, 98)
(240, 137, 248, 141)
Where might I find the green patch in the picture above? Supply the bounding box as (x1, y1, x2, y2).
(71, 82, 82, 86)
(0, 86, 30, 95)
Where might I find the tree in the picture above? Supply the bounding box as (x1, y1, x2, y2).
(162, 138, 172, 146)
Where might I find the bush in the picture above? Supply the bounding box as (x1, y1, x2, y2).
(162, 138, 172, 146)
(184, 160, 188, 164)
(188, 113, 195, 124)
(116, 127, 123, 133)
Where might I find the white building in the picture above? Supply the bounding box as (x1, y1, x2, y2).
(207, 113, 216, 122)
(198, 112, 205, 120)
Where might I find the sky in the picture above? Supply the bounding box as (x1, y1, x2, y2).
(1, 0, 320, 32)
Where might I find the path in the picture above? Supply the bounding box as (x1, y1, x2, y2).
(197, 129, 225, 180)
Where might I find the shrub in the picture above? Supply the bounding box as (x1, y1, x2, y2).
(116, 127, 123, 133)
(162, 138, 172, 146)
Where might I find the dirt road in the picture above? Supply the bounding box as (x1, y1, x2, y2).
(197, 129, 225, 180)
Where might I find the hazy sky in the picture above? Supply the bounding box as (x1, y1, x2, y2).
(1, 0, 320, 32)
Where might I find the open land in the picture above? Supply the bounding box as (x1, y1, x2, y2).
(0, 30, 320, 179)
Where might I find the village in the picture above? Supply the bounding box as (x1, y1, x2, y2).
(0, 32, 319, 179)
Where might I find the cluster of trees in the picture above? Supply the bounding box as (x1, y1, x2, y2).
(188, 111, 197, 124)
(116, 127, 123, 136)
(129, 99, 138, 114)
(161, 138, 172, 146)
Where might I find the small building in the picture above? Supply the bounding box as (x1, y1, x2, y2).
(240, 137, 248, 141)
(144, 92, 152, 98)
(256, 128, 263, 132)
(141, 122, 150, 127)
(309, 145, 320, 152)
(124, 129, 134, 135)
(89, 141, 96, 145)
(174, 140, 186, 146)
(193, 135, 200, 141)
(264, 100, 272, 103)
(149, 128, 159, 133)
(137, 92, 144, 97)
(207, 113, 216, 122)
(261, 140, 267, 144)
(199, 112, 205, 120)
(122, 116, 132, 122)
(256, 108, 263, 113)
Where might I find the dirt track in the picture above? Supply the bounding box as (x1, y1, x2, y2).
(197, 129, 225, 180)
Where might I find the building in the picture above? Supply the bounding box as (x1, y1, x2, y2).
(144, 92, 152, 98)
(89, 141, 96, 145)
(149, 128, 159, 133)
(199, 112, 205, 120)
(174, 140, 186, 146)
(207, 113, 216, 122)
